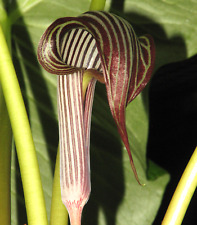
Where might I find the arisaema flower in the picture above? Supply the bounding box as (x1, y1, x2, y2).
(37, 11, 155, 225)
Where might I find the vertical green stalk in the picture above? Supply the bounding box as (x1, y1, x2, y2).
(0, 9, 12, 225)
(89, 0, 106, 10)
(0, 25, 48, 225)
(0, 83, 12, 225)
(50, 146, 68, 225)
(162, 147, 197, 225)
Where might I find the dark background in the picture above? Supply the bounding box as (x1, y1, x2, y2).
(147, 55, 197, 224)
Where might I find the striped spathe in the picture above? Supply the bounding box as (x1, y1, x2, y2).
(37, 11, 155, 225)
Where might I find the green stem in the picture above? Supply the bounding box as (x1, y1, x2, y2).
(89, 0, 106, 11)
(0, 12, 11, 50)
(0, 10, 12, 225)
(0, 83, 12, 225)
(50, 146, 68, 225)
(162, 147, 197, 225)
(0, 25, 48, 225)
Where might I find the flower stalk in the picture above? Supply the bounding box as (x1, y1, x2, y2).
(89, 0, 106, 11)
(162, 146, 197, 225)
(50, 146, 68, 225)
(0, 24, 48, 225)
(0, 83, 12, 225)
(0, 14, 12, 225)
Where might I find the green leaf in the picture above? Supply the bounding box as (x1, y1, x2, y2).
(2, 0, 196, 224)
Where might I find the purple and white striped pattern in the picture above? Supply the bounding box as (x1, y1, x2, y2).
(37, 11, 155, 224)
(57, 29, 100, 225)
(58, 73, 96, 225)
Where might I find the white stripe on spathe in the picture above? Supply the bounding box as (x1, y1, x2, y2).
(58, 72, 91, 209)
(60, 28, 101, 70)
